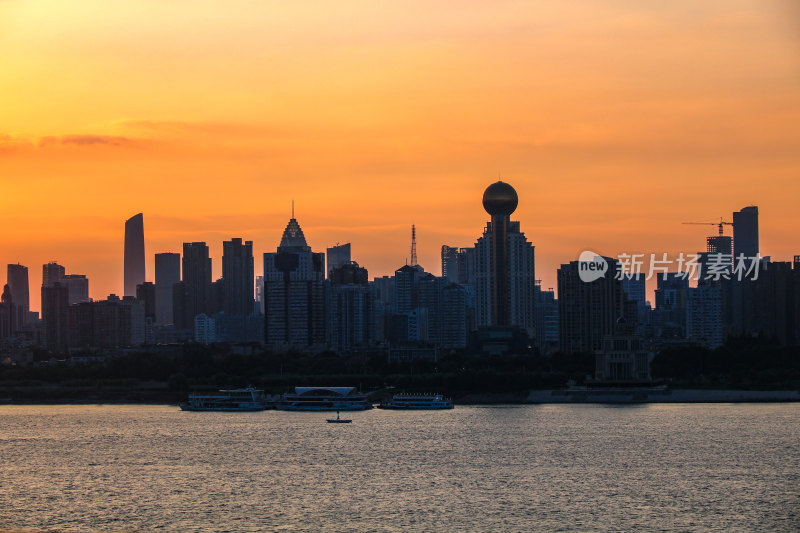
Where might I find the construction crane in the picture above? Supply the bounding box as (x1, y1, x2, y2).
(682, 217, 733, 236)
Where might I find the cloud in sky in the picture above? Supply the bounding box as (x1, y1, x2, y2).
(37, 134, 135, 148)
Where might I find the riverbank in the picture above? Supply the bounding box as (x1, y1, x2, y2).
(524, 388, 800, 404)
(2, 386, 799, 405)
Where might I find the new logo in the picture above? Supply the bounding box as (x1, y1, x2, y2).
(578, 251, 608, 282)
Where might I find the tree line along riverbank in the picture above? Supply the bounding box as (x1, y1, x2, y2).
(1, 337, 798, 404)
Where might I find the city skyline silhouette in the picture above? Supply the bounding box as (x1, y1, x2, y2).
(1, 1, 798, 311)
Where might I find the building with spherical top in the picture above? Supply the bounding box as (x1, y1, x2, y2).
(465, 181, 536, 337)
(482, 181, 518, 217)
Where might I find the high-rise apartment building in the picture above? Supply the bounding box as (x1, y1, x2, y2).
(327, 261, 371, 354)
(441, 283, 468, 349)
(418, 274, 446, 345)
(441, 246, 459, 283)
(686, 285, 723, 348)
(68, 295, 145, 349)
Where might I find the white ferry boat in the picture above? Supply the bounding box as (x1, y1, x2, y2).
(379, 393, 454, 410)
(180, 387, 267, 411)
(276, 387, 372, 411)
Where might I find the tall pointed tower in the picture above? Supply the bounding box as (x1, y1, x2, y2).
(263, 214, 325, 350)
(124, 213, 145, 297)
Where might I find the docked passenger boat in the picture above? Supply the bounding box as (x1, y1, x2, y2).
(179, 387, 267, 411)
(276, 386, 372, 411)
(379, 393, 454, 410)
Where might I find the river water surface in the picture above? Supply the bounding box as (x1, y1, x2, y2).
(1, 403, 798, 532)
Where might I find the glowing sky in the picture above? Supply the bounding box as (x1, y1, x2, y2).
(1, 0, 799, 311)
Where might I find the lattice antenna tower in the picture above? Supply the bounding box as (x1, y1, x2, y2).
(410, 225, 418, 267)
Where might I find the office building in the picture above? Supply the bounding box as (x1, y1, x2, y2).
(176, 242, 212, 329)
(136, 281, 157, 320)
(557, 258, 634, 354)
(124, 213, 145, 297)
(6, 264, 29, 328)
(42, 262, 65, 287)
(534, 284, 559, 354)
(155, 252, 180, 325)
(41, 282, 69, 352)
(222, 238, 254, 317)
(62, 274, 89, 305)
(327, 243, 351, 277)
(733, 206, 759, 260)
(0, 285, 15, 340)
(263, 216, 325, 350)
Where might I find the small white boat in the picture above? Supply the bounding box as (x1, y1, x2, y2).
(326, 411, 352, 423)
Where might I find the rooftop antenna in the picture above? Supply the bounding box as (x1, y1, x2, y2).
(410, 225, 418, 267)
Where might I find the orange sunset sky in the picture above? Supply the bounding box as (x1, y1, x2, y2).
(1, 0, 799, 312)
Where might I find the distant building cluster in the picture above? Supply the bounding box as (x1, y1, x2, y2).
(1, 187, 799, 379)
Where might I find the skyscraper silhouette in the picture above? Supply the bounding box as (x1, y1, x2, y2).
(326, 243, 351, 277)
(6, 264, 29, 328)
(263, 217, 325, 349)
(733, 206, 759, 259)
(557, 258, 633, 353)
(155, 252, 180, 325)
(482, 181, 518, 326)
(222, 238, 254, 316)
(41, 282, 69, 352)
(124, 213, 145, 297)
(0, 284, 15, 340)
(42, 262, 65, 288)
(327, 261, 371, 354)
(62, 274, 89, 305)
(178, 242, 212, 329)
(468, 181, 536, 336)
